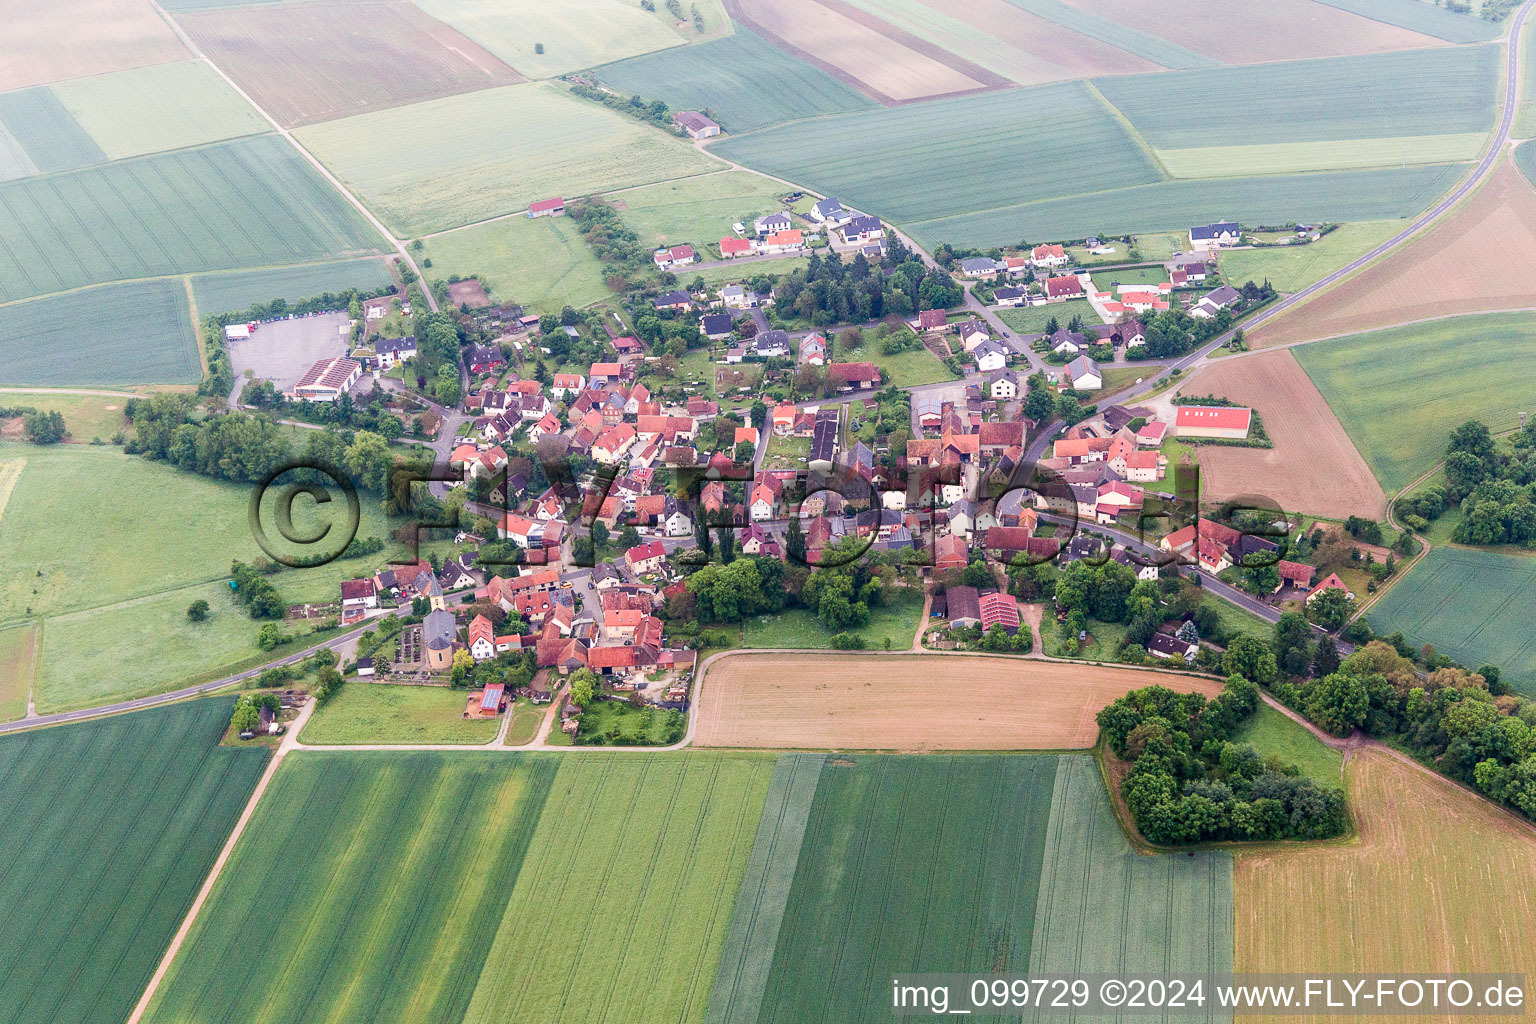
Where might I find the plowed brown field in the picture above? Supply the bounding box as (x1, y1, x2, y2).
(1236, 749, 1536, 1023)
(692, 652, 1224, 749)
(1181, 351, 1385, 519)
(2, 0, 187, 91)
(1254, 161, 1536, 348)
(1061, 0, 1442, 62)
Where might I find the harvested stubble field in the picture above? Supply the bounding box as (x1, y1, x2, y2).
(462, 753, 774, 1024)
(1063, 0, 1445, 62)
(146, 752, 559, 1024)
(596, 27, 876, 133)
(1292, 311, 1536, 492)
(0, 621, 37, 722)
(296, 83, 721, 236)
(191, 257, 393, 317)
(0, 279, 200, 387)
(692, 652, 1224, 749)
(1177, 350, 1386, 519)
(0, 135, 385, 304)
(50, 61, 267, 161)
(1367, 547, 1536, 695)
(0, 699, 268, 1024)
(1254, 161, 1536, 349)
(1236, 749, 1536, 1022)
(727, 0, 1002, 103)
(0, 0, 187, 92)
(712, 82, 1159, 226)
(176, 0, 524, 128)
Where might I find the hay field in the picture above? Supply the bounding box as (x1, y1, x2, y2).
(0, 135, 385, 303)
(1157, 133, 1486, 178)
(191, 257, 392, 316)
(50, 61, 267, 160)
(0, 0, 187, 92)
(595, 27, 877, 133)
(0, 392, 130, 441)
(1254, 160, 1536, 347)
(0, 279, 199, 387)
(1293, 311, 1536, 492)
(1094, 45, 1497, 149)
(296, 83, 721, 236)
(711, 82, 1159, 226)
(728, 0, 999, 103)
(146, 752, 559, 1024)
(692, 652, 1225, 749)
(904, 163, 1463, 250)
(413, 0, 698, 78)
(423, 214, 611, 313)
(0, 621, 37, 722)
(838, 0, 1160, 85)
(462, 753, 774, 1024)
(1217, 221, 1402, 293)
(1063, 0, 1444, 62)
(1367, 548, 1536, 694)
(1236, 749, 1536, 1022)
(1179, 350, 1386, 519)
(177, 0, 522, 128)
(610, 171, 788, 247)
(0, 88, 107, 173)
(299, 683, 502, 745)
(0, 699, 268, 1024)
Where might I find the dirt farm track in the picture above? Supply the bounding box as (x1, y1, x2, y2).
(692, 652, 1224, 750)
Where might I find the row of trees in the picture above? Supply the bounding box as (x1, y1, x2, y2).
(1099, 677, 1348, 844)
(1433, 419, 1536, 547)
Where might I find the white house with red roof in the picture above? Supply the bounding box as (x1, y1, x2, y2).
(1135, 420, 1168, 446)
(719, 236, 755, 259)
(653, 244, 696, 269)
(551, 372, 585, 397)
(1306, 573, 1354, 604)
(625, 541, 667, 575)
(1042, 274, 1086, 302)
(1030, 243, 1069, 269)
(761, 229, 804, 254)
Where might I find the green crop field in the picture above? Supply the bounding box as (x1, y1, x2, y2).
(1294, 311, 1536, 492)
(0, 699, 268, 1024)
(50, 61, 267, 160)
(1095, 46, 1498, 149)
(0, 85, 106, 173)
(463, 753, 774, 1024)
(610, 170, 789, 248)
(999, 0, 1217, 68)
(711, 82, 1160, 226)
(423, 213, 611, 313)
(0, 279, 199, 386)
(997, 299, 1096, 334)
(191, 258, 393, 316)
(1516, 138, 1536, 187)
(413, 0, 704, 78)
(1156, 133, 1487, 178)
(596, 27, 876, 133)
(748, 755, 1056, 1023)
(0, 135, 384, 303)
(301, 683, 502, 745)
(146, 751, 559, 1024)
(296, 83, 722, 236)
(1030, 756, 1233, 997)
(1368, 547, 1536, 695)
(1232, 704, 1346, 789)
(0, 123, 36, 182)
(741, 591, 924, 652)
(907, 163, 1464, 249)
(1217, 221, 1402, 293)
(1312, 0, 1503, 41)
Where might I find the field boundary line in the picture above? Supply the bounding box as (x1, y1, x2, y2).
(1082, 79, 1171, 180)
(182, 275, 207, 377)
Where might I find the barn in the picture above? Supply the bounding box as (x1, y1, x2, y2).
(1174, 405, 1252, 440)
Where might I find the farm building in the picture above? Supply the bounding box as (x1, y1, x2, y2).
(528, 197, 565, 218)
(944, 585, 981, 629)
(978, 591, 1020, 635)
(1061, 356, 1101, 391)
(828, 362, 881, 391)
(673, 110, 720, 139)
(1189, 221, 1240, 251)
(1175, 405, 1252, 439)
(288, 356, 362, 402)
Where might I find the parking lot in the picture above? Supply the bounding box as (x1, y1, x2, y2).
(227, 310, 351, 403)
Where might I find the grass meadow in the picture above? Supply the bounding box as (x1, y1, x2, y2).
(1367, 547, 1536, 695)
(711, 82, 1160, 226)
(191, 257, 393, 316)
(907, 163, 1464, 251)
(0, 135, 384, 303)
(596, 26, 877, 132)
(1294, 311, 1536, 492)
(610, 171, 788, 248)
(1217, 221, 1402, 293)
(146, 752, 559, 1024)
(463, 753, 774, 1024)
(0, 699, 268, 1024)
(50, 61, 267, 160)
(741, 590, 924, 652)
(0, 391, 131, 441)
(297, 84, 722, 236)
(423, 213, 611, 313)
(0, 622, 37, 721)
(0, 279, 200, 386)
(1095, 46, 1498, 149)
(1232, 704, 1345, 789)
(300, 682, 502, 745)
(997, 299, 1096, 334)
(1156, 133, 1486, 178)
